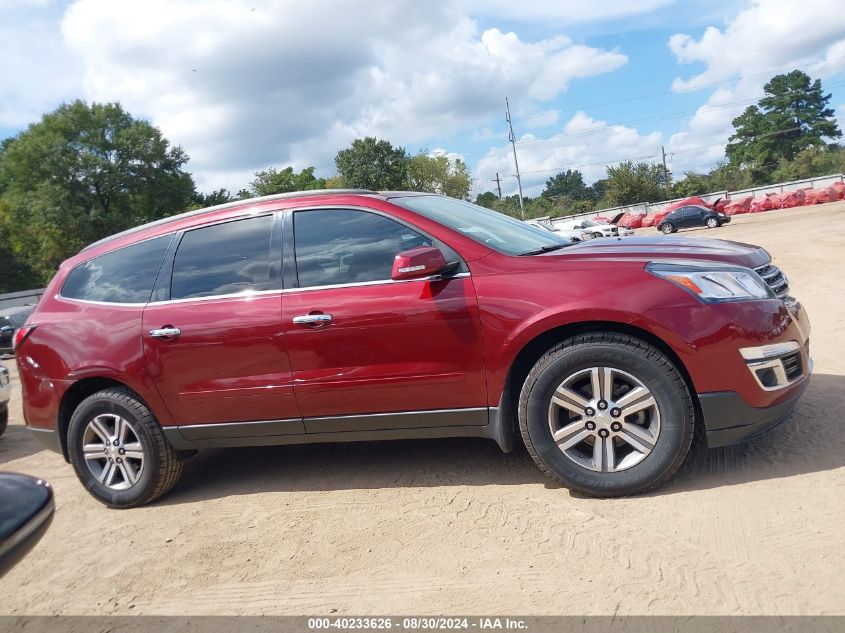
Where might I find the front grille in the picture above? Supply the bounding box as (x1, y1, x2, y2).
(754, 262, 791, 301)
(782, 352, 803, 381)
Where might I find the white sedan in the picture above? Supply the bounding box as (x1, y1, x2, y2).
(557, 218, 634, 238)
(523, 218, 593, 242)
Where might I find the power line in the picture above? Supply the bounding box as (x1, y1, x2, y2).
(515, 54, 845, 124)
(512, 79, 845, 146)
(506, 124, 807, 179)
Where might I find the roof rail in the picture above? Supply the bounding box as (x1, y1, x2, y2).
(82, 189, 377, 252)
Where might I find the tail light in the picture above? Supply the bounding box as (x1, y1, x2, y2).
(14, 324, 37, 350)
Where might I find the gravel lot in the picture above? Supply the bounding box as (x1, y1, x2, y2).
(1, 203, 843, 615)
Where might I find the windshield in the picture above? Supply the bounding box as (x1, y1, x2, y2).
(581, 219, 601, 227)
(390, 195, 571, 256)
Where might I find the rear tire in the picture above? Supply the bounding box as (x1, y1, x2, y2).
(518, 333, 694, 497)
(67, 388, 183, 508)
(0, 406, 7, 437)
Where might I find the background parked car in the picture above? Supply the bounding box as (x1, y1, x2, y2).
(0, 364, 10, 437)
(0, 305, 36, 355)
(656, 205, 730, 234)
(523, 218, 592, 242)
(558, 218, 634, 238)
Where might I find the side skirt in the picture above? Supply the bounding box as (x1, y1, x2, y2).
(162, 407, 514, 452)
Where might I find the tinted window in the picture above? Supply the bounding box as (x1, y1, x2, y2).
(171, 215, 274, 300)
(294, 209, 433, 288)
(62, 235, 171, 303)
(390, 195, 573, 256)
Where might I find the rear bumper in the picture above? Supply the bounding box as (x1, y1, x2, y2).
(699, 375, 809, 448)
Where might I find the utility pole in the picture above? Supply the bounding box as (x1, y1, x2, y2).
(505, 97, 525, 220)
(493, 173, 502, 199)
(661, 145, 670, 194)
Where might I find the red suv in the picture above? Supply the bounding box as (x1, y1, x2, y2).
(16, 191, 811, 507)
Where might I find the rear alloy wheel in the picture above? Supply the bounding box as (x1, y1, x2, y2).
(706, 217, 719, 228)
(661, 223, 674, 234)
(518, 333, 694, 496)
(68, 388, 183, 508)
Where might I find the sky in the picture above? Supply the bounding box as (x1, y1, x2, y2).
(2, 0, 845, 199)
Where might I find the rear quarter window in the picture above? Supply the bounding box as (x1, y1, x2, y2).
(61, 235, 172, 304)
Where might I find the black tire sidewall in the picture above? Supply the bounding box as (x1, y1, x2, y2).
(0, 405, 7, 436)
(68, 393, 161, 507)
(523, 343, 691, 495)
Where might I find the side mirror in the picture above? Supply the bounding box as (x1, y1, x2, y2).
(0, 473, 54, 578)
(391, 246, 449, 281)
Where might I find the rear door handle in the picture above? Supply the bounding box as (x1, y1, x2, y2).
(292, 314, 333, 325)
(149, 327, 181, 338)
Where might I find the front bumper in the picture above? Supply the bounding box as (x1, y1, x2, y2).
(699, 375, 809, 447)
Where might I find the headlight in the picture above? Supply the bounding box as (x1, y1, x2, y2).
(646, 263, 773, 302)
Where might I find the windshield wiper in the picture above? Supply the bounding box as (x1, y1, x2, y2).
(518, 243, 571, 256)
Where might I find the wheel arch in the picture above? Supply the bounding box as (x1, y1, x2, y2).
(57, 377, 150, 461)
(498, 320, 699, 437)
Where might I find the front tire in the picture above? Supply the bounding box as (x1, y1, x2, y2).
(706, 217, 719, 228)
(592, 232, 603, 239)
(0, 406, 7, 437)
(518, 333, 694, 497)
(68, 388, 183, 508)
(661, 223, 674, 234)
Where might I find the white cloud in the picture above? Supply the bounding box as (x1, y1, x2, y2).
(665, 0, 845, 177)
(55, 0, 628, 191)
(474, 111, 662, 197)
(456, 0, 675, 24)
(668, 0, 845, 92)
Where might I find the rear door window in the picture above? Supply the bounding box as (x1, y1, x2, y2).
(170, 215, 274, 300)
(61, 235, 172, 304)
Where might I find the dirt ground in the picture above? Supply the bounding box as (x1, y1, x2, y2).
(1, 203, 843, 616)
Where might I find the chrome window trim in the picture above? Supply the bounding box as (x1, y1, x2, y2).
(55, 272, 472, 307)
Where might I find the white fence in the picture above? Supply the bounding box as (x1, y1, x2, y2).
(586, 173, 845, 219)
(0, 288, 44, 310)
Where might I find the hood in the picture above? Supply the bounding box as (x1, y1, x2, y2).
(555, 235, 770, 269)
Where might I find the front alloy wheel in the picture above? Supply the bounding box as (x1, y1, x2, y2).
(706, 217, 719, 228)
(548, 367, 660, 473)
(518, 333, 695, 497)
(661, 223, 674, 234)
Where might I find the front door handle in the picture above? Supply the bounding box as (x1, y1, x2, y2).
(149, 327, 181, 338)
(292, 314, 333, 326)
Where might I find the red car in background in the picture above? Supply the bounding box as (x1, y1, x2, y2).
(16, 191, 811, 507)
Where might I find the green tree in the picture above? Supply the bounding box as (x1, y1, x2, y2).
(727, 70, 841, 179)
(242, 165, 326, 198)
(0, 100, 195, 284)
(541, 169, 589, 201)
(603, 161, 666, 205)
(407, 151, 472, 199)
(0, 199, 36, 293)
(334, 137, 409, 190)
(475, 191, 499, 208)
(190, 188, 234, 209)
